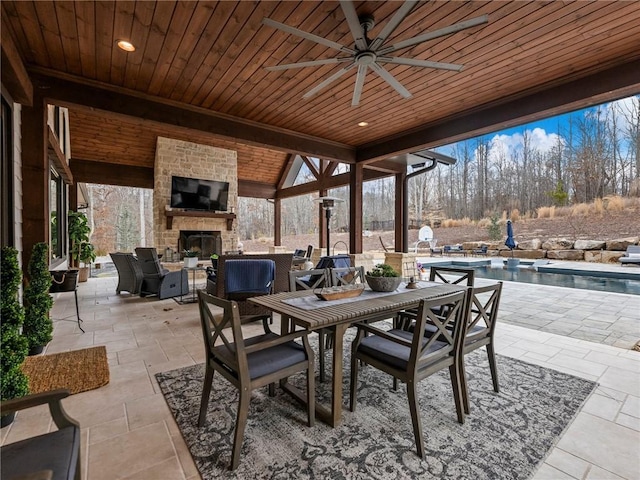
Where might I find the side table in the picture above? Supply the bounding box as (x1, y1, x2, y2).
(175, 266, 207, 304)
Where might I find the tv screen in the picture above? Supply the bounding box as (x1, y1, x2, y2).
(170, 175, 229, 212)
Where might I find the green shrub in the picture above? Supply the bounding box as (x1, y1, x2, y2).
(366, 263, 400, 277)
(0, 246, 29, 401)
(487, 213, 501, 241)
(23, 242, 54, 349)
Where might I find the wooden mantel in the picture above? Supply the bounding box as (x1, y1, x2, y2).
(165, 210, 236, 230)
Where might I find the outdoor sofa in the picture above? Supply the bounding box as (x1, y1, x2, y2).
(618, 245, 640, 265)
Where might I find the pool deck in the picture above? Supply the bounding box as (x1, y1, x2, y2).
(416, 258, 640, 349)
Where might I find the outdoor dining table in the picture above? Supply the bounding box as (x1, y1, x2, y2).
(249, 281, 466, 427)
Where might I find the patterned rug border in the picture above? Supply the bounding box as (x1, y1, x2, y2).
(156, 346, 596, 480)
(21, 345, 110, 395)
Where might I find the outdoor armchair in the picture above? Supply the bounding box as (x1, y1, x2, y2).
(224, 258, 275, 326)
(197, 291, 314, 470)
(135, 247, 189, 300)
(1, 389, 81, 480)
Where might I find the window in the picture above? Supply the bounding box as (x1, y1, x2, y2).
(50, 168, 66, 261)
(1, 96, 13, 247)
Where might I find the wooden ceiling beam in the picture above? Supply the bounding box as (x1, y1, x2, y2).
(70, 158, 153, 189)
(357, 60, 640, 163)
(276, 168, 392, 200)
(30, 71, 356, 162)
(1, 14, 33, 106)
(238, 180, 275, 199)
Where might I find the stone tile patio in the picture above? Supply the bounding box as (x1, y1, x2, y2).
(1, 274, 638, 479)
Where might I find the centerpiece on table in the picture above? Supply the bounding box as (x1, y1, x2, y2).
(183, 249, 199, 268)
(365, 263, 402, 292)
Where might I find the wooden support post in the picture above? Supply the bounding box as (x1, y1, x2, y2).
(318, 189, 327, 254)
(274, 198, 282, 246)
(395, 172, 405, 252)
(349, 163, 363, 254)
(21, 93, 48, 272)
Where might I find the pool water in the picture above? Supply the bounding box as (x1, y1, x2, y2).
(470, 265, 640, 295)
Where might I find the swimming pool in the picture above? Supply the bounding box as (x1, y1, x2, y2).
(463, 265, 640, 295)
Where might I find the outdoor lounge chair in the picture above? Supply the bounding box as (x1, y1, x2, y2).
(110, 252, 144, 294)
(619, 245, 640, 265)
(135, 247, 189, 300)
(444, 245, 467, 256)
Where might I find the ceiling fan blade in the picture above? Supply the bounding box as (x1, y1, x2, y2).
(369, 0, 419, 51)
(266, 57, 353, 71)
(352, 64, 368, 106)
(262, 17, 355, 55)
(370, 62, 411, 99)
(378, 56, 464, 72)
(302, 62, 356, 99)
(339, 1, 368, 51)
(377, 15, 489, 55)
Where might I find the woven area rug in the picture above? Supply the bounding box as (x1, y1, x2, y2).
(156, 339, 596, 479)
(21, 346, 110, 395)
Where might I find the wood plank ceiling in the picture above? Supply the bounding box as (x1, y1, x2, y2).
(2, 1, 640, 194)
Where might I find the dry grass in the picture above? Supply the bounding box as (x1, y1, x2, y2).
(537, 206, 556, 219)
(441, 217, 473, 228)
(593, 198, 604, 214)
(510, 209, 521, 222)
(605, 196, 625, 211)
(571, 203, 590, 216)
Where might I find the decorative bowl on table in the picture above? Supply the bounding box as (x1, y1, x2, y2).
(365, 275, 402, 292)
(314, 284, 365, 301)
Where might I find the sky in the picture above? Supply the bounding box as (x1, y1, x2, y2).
(437, 94, 639, 161)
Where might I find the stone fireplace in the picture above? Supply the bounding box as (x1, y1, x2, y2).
(179, 230, 222, 259)
(153, 137, 238, 257)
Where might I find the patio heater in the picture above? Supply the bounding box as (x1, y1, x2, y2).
(316, 196, 344, 257)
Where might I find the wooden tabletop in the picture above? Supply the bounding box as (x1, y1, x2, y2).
(250, 282, 465, 330)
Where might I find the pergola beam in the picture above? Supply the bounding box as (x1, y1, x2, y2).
(31, 71, 356, 163)
(357, 60, 640, 163)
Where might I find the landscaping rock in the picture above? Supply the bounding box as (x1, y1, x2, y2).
(606, 237, 639, 251)
(574, 239, 606, 250)
(547, 250, 584, 260)
(517, 239, 542, 250)
(584, 251, 625, 263)
(542, 238, 574, 250)
(499, 249, 546, 259)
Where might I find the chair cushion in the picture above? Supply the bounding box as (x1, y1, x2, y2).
(358, 329, 448, 370)
(2, 427, 78, 480)
(214, 333, 307, 380)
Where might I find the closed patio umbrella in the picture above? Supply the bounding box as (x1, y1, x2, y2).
(505, 220, 516, 257)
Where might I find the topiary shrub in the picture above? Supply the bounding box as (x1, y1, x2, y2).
(0, 246, 29, 402)
(487, 213, 501, 241)
(23, 242, 54, 352)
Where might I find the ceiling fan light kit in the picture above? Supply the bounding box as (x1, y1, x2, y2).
(263, 1, 488, 106)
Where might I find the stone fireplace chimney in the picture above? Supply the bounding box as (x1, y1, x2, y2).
(153, 137, 238, 256)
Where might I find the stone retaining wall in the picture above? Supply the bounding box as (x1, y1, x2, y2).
(461, 236, 639, 264)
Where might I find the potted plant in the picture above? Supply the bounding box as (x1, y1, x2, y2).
(68, 211, 94, 282)
(183, 249, 199, 268)
(23, 242, 54, 355)
(365, 263, 402, 292)
(0, 246, 30, 426)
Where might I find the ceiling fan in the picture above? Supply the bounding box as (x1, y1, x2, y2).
(262, 1, 488, 107)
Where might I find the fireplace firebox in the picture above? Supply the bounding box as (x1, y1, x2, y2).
(179, 231, 222, 260)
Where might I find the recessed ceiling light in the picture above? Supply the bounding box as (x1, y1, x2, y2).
(116, 40, 136, 52)
(358, 121, 369, 127)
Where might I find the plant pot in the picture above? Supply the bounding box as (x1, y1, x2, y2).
(365, 275, 402, 292)
(1, 411, 15, 428)
(184, 257, 198, 268)
(28, 345, 45, 356)
(78, 266, 89, 282)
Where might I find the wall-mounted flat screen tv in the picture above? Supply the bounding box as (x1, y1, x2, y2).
(170, 175, 229, 212)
